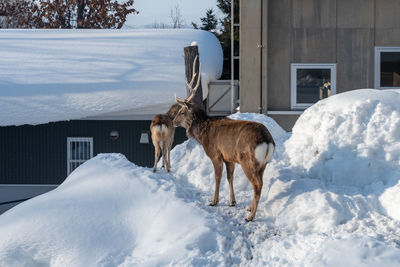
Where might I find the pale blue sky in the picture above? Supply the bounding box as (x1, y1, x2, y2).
(125, 0, 221, 28)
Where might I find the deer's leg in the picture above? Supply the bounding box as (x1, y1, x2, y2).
(242, 164, 263, 222)
(161, 142, 168, 171)
(210, 158, 223, 206)
(166, 139, 173, 172)
(247, 165, 267, 211)
(225, 161, 236, 206)
(153, 142, 160, 173)
(160, 142, 165, 168)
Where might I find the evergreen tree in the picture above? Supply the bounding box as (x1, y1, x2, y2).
(199, 8, 218, 31)
(216, 0, 239, 79)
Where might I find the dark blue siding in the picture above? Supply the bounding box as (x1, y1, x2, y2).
(0, 120, 187, 184)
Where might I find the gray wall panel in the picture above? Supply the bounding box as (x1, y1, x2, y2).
(337, 29, 375, 92)
(376, 0, 400, 45)
(336, 0, 375, 92)
(292, 28, 337, 63)
(239, 0, 262, 113)
(337, 0, 374, 28)
(267, 0, 291, 110)
(292, 0, 336, 28)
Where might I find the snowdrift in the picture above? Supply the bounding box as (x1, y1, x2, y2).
(285, 89, 400, 221)
(1, 89, 400, 265)
(0, 29, 223, 126)
(0, 154, 219, 266)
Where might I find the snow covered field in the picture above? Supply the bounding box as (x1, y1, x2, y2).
(1, 89, 400, 266)
(0, 29, 222, 126)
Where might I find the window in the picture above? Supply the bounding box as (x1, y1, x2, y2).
(291, 63, 336, 110)
(67, 137, 93, 175)
(375, 47, 400, 89)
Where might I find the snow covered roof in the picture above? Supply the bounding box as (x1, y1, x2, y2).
(0, 29, 223, 126)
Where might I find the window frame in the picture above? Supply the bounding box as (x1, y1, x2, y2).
(374, 47, 400, 89)
(291, 63, 337, 110)
(67, 137, 93, 175)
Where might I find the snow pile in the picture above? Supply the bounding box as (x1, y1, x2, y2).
(170, 107, 400, 265)
(1, 89, 400, 265)
(0, 29, 223, 126)
(284, 89, 400, 221)
(0, 154, 221, 266)
(285, 89, 400, 188)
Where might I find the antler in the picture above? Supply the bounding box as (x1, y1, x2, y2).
(178, 54, 202, 106)
(186, 55, 198, 90)
(186, 58, 202, 103)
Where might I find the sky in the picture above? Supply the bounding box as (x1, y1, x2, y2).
(124, 0, 222, 28)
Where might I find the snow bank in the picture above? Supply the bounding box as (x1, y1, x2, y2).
(169, 108, 400, 265)
(0, 154, 221, 266)
(285, 89, 400, 188)
(0, 29, 223, 126)
(2, 90, 400, 265)
(283, 89, 400, 222)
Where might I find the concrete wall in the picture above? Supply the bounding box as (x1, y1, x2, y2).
(240, 0, 400, 130)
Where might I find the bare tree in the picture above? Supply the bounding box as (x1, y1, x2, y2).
(0, 0, 138, 29)
(170, 4, 184, 28)
(151, 20, 168, 29)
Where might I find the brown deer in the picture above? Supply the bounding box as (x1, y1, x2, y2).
(150, 55, 201, 173)
(173, 58, 275, 221)
(150, 103, 180, 173)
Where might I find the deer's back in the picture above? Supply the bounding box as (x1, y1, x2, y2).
(202, 118, 274, 162)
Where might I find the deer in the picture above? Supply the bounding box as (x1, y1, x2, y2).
(150, 55, 201, 173)
(150, 103, 180, 173)
(173, 56, 275, 221)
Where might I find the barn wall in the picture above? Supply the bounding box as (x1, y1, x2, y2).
(0, 120, 187, 184)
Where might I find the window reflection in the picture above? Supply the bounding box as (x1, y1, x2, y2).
(381, 52, 400, 87)
(296, 68, 331, 103)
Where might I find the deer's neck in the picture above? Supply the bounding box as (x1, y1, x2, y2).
(187, 111, 210, 144)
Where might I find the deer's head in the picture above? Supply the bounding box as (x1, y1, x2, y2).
(173, 55, 202, 130)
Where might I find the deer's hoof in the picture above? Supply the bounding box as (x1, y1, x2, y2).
(209, 202, 218, 207)
(229, 200, 236, 207)
(153, 169, 157, 173)
(245, 216, 254, 222)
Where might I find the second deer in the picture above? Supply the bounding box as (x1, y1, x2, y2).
(150, 103, 180, 172)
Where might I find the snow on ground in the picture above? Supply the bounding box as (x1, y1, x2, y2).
(0, 29, 222, 126)
(1, 89, 400, 266)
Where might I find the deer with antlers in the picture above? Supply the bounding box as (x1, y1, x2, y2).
(173, 56, 275, 221)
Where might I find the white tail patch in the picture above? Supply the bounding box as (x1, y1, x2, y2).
(153, 124, 168, 134)
(265, 143, 275, 163)
(255, 142, 275, 165)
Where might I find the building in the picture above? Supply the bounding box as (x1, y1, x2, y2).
(239, 0, 400, 130)
(0, 29, 223, 212)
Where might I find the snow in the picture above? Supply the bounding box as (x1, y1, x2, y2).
(1, 89, 400, 265)
(0, 29, 223, 126)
